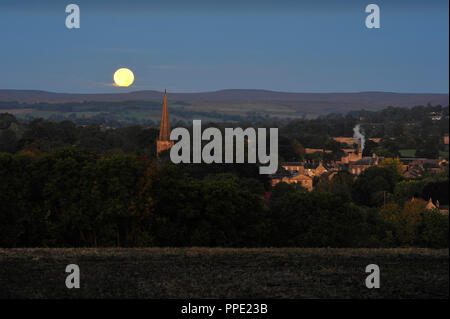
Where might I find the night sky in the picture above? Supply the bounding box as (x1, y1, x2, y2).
(0, 0, 448, 93)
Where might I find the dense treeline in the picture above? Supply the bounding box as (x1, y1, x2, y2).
(0, 107, 448, 248)
(1, 104, 448, 161)
(0, 116, 160, 157)
(0, 149, 448, 248)
(281, 105, 449, 159)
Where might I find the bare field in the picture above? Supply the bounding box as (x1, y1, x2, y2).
(0, 248, 448, 299)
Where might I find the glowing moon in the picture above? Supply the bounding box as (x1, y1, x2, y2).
(113, 68, 135, 87)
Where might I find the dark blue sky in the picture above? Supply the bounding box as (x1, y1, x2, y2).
(0, 0, 448, 93)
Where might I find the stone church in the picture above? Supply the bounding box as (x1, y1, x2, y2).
(157, 90, 174, 155)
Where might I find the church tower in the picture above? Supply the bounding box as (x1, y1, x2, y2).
(157, 89, 174, 155)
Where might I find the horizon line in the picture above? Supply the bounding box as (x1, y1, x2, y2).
(1, 88, 449, 95)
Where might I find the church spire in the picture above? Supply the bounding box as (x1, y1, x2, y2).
(159, 89, 171, 141)
(156, 89, 174, 155)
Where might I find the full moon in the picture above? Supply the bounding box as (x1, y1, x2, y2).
(113, 68, 135, 87)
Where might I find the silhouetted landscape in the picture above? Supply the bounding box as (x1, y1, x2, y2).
(1, 89, 448, 110)
(1, 0, 448, 302)
(1, 89, 448, 125)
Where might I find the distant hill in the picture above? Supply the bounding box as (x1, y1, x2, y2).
(0, 89, 448, 112)
(1, 89, 448, 124)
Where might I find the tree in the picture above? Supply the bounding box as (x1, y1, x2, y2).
(415, 137, 440, 159)
(92, 154, 149, 247)
(422, 209, 449, 248)
(362, 139, 378, 157)
(397, 199, 426, 245)
(352, 165, 403, 207)
(377, 202, 401, 246)
(374, 138, 400, 158)
(36, 148, 97, 246)
(0, 153, 33, 247)
(270, 188, 369, 247)
(0, 130, 17, 153)
(197, 174, 268, 246)
(0, 113, 17, 130)
(380, 158, 403, 177)
(393, 180, 424, 204)
(315, 171, 353, 201)
(291, 139, 305, 161)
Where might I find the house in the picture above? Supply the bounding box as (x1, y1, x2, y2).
(348, 156, 379, 175)
(425, 198, 437, 210)
(287, 173, 314, 191)
(304, 148, 333, 154)
(304, 161, 328, 176)
(281, 162, 304, 173)
(276, 160, 333, 190)
(410, 197, 448, 215)
(400, 158, 445, 177)
(271, 170, 313, 191)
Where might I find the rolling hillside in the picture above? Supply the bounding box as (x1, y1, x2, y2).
(0, 89, 448, 123)
(1, 89, 448, 109)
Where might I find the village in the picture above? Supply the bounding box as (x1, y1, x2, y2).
(272, 134, 448, 192)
